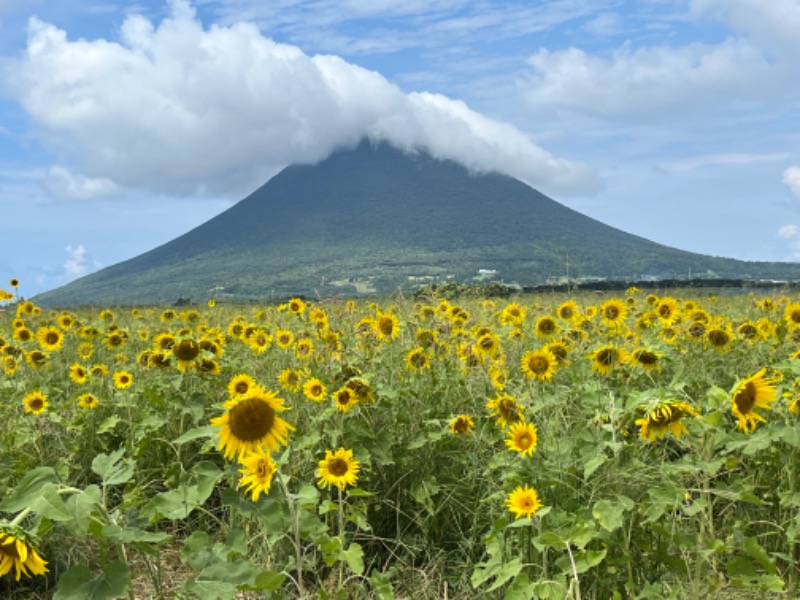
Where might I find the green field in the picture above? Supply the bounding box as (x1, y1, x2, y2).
(1, 287, 799, 599)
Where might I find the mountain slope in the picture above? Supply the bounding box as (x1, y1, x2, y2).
(35, 140, 800, 305)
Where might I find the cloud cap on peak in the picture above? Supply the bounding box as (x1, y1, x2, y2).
(2, 0, 600, 199)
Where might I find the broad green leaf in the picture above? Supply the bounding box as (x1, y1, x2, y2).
(583, 454, 607, 479)
(173, 425, 217, 445)
(252, 570, 286, 591)
(30, 485, 72, 521)
(101, 524, 170, 544)
(593, 499, 626, 532)
(0, 466, 58, 513)
(504, 571, 535, 600)
(54, 561, 130, 600)
(63, 485, 102, 539)
(91, 449, 135, 486)
(97, 415, 121, 434)
(486, 557, 523, 593)
(342, 542, 364, 575)
(743, 536, 777, 575)
(184, 578, 237, 600)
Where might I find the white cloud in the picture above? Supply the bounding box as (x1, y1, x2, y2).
(525, 40, 784, 119)
(1, 0, 600, 198)
(657, 152, 791, 173)
(783, 166, 800, 199)
(63, 244, 101, 278)
(43, 165, 119, 199)
(777, 224, 799, 239)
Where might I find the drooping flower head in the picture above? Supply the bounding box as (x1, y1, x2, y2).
(635, 400, 699, 442)
(0, 528, 48, 580)
(730, 368, 779, 433)
(238, 450, 277, 502)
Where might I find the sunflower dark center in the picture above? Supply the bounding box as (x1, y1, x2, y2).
(410, 352, 427, 367)
(453, 418, 470, 434)
(45, 332, 60, 344)
(734, 382, 757, 414)
(1, 538, 22, 559)
(791, 310, 800, 323)
(517, 433, 532, 448)
(538, 320, 556, 334)
(28, 397, 44, 410)
(328, 458, 349, 477)
(337, 391, 352, 405)
(605, 306, 620, 320)
(378, 317, 394, 336)
(636, 351, 658, 365)
(235, 382, 249, 394)
(739, 324, 758, 338)
(529, 355, 550, 373)
(229, 397, 276, 442)
(597, 349, 617, 365)
(174, 339, 200, 361)
(560, 307, 573, 319)
(708, 330, 730, 346)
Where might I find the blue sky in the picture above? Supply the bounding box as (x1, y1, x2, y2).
(2, 0, 800, 297)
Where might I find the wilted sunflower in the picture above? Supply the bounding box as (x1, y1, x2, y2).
(303, 377, 327, 402)
(590, 345, 624, 376)
(449, 414, 475, 435)
(0, 528, 48, 580)
(23, 391, 48, 415)
(113, 370, 133, 390)
(486, 393, 525, 428)
(520, 348, 557, 382)
(505, 485, 543, 520)
(69, 363, 90, 385)
(36, 326, 64, 352)
(599, 298, 628, 328)
(405, 347, 431, 371)
(211, 389, 294, 460)
(333, 387, 358, 413)
(238, 450, 277, 502)
(730, 368, 779, 433)
(505, 421, 538, 457)
(635, 400, 699, 442)
(317, 448, 360, 491)
(78, 393, 99, 409)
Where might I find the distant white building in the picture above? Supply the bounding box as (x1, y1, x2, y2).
(478, 269, 498, 275)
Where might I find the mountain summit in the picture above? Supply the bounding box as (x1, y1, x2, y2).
(35, 140, 800, 305)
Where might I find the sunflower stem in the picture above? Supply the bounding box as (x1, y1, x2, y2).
(337, 486, 345, 590)
(276, 470, 305, 597)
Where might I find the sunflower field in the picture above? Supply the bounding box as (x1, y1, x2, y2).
(1, 283, 800, 599)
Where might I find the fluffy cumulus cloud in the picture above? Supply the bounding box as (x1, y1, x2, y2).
(0, 0, 600, 198)
(777, 224, 799, 239)
(43, 165, 119, 200)
(783, 166, 800, 200)
(63, 244, 101, 278)
(524, 0, 800, 119)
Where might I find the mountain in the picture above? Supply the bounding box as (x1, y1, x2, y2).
(34, 140, 800, 306)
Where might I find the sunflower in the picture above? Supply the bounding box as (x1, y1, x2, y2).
(373, 311, 400, 341)
(78, 393, 99, 409)
(449, 414, 475, 435)
(590, 345, 624, 376)
(9, 278, 19, 288)
(785, 303, 800, 329)
(26, 350, 48, 369)
(520, 348, 557, 382)
(599, 299, 628, 327)
(705, 326, 732, 351)
(486, 393, 524, 428)
(238, 450, 277, 502)
(635, 401, 699, 442)
(294, 338, 314, 360)
(505, 421, 538, 457)
(227, 321, 246, 339)
(333, 387, 358, 413)
(3, 356, 17, 375)
(626, 348, 661, 371)
(69, 363, 90, 385)
(655, 297, 680, 325)
(227, 374, 259, 398)
(171, 338, 201, 370)
(207, 299, 216, 308)
(405, 347, 431, 371)
(91, 364, 109, 377)
(505, 485, 543, 520)
(197, 358, 221, 375)
(499, 303, 527, 327)
(736, 321, 761, 341)
(211, 389, 294, 460)
(57, 314, 75, 330)
(0, 529, 48, 580)
(303, 377, 327, 402)
(730, 368, 779, 433)
(160, 309, 178, 322)
(113, 370, 134, 390)
(475, 333, 501, 359)
(288, 297, 307, 315)
(275, 329, 294, 349)
(543, 341, 569, 365)
(534, 316, 559, 339)
(36, 326, 64, 352)
(13, 327, 33, 343)
(345, 378, 375, 405)
(686, 321, 707, 340)
(488, 364, 508, 390)
(556, 300, 579, 322)
(103, 331, 127, 351)
(278, 368, 303, 393)
(317, 448, 360, 491)
(23, 391, 48, 415)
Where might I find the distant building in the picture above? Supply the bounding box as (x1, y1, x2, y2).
(478, 269, 498, 275)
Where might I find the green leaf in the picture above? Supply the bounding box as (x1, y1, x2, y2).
(253, 570, 286, 591)
(97, 415, 121, 434)
(486, 557, 523, 592)
(145, 461, 221, 520)
(504, 571, 535, 600)
(30, 485, 72, 521)
(534, 531, 567, 550)
(91, 449, 135, 486)
(184, 578, 238, 600)
(101, 524, 171, 544)
(173, 424, 217, 445)
(369, 568, 395, 600)
(63, 485, 102, 539)
(583, 454, 607, 479)
(342, 542, 365, 575)
(743, 536, 777, 575)
(0, 466, 58, 513)
(54, 561, 130, 600)
(593, 499, 628, 532)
